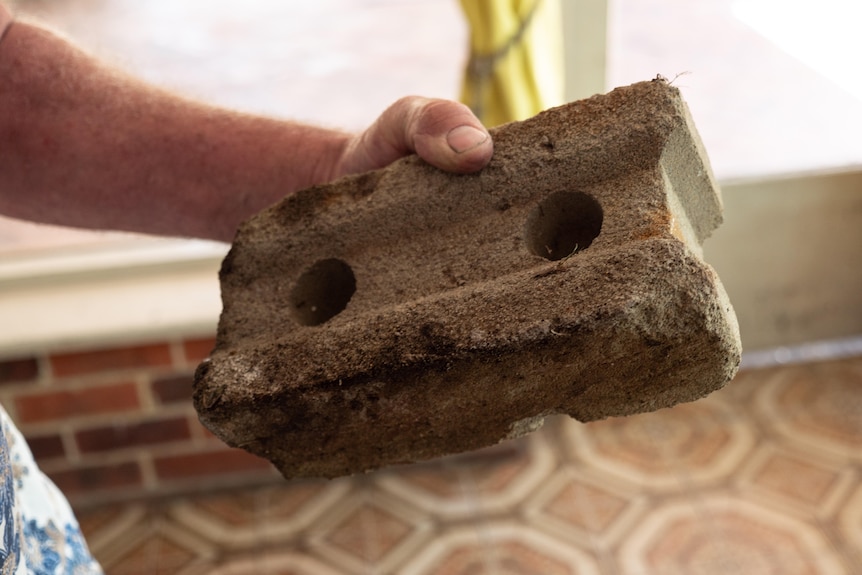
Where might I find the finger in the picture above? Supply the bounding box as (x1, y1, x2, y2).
(339, 96, 493, 176)
(409, 98, 493, 173)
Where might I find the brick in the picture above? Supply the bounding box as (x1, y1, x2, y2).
(47, 461, 142, 496)
(75, 416, 191, 453)
(151, 374, 193, 404)
(25, 433, 66, 460)
(14, 382, 140, 423)
(50, 343, 172, 378)
(183, 337, 216, 364)
(0, 357, 39, 385)
(188, 417, 218, 440)
(154, 447, 273, 481)
(196, 80, 742, 479)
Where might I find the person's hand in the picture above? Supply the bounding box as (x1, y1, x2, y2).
(334, 96, 493, 178)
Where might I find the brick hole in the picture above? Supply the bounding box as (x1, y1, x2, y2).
(289, 258, 356, 326)
(525, 191, 603, 260)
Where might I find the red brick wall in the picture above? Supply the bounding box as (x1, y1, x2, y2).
(0, 337, 279, 508)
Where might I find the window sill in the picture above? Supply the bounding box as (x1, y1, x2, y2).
(0, 238, 228, 358)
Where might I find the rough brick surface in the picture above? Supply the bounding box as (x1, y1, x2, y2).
(50, 343, 172, 378)
(75, 416, 191, 453)
(0, 357, 39, 385)
(153, 448, 275, 481)
(15, 382, 140, 423)
(194, 80, 741, 479)
(47, 461, 143, 496)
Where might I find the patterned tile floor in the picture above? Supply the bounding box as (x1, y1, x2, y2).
(76, 352, 862, 574)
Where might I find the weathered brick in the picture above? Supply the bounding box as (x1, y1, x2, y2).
(183, 337, 216, 364)
(47, 461, 142, 496)
(195, 80, 741, 479)
(25, 433, 66, 460)
(0, 357, 39, 385)
(154, 447, 273, 481)
(50, 343, 172, 378)
(151, 374, 193, 405)
(75, 416, 191, 453)
(14, 382, 140, 423)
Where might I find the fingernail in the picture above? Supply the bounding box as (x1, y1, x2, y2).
(447, 125, 489, 153)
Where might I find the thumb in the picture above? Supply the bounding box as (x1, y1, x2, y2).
(338, 96, 493, 177)
(408, 98, 494, 173)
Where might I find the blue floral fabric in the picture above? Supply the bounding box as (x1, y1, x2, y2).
(0, 406, 102, 575)
(1, 408, 21, 574)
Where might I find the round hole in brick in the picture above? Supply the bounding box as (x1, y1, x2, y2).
(525, 191, 603, 260)
(289, 258, 356, 326)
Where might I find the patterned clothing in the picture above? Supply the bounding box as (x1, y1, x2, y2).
(0, 406, 102, 575)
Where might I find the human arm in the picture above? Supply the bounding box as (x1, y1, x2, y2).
(0, 11, 492, 243)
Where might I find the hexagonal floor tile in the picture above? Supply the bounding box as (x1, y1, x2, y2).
(376, 432, 555, 519)
(169, 479, 351, 548)
(755, 358, 862, 460)
(561, 398, 754, 490)
(306, 486, 432, 574)
(523, 466, 646, 550)
(400, 522, 601, 575)
(619, 495, 846, 575)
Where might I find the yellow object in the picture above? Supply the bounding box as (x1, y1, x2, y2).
(459, 0, 565, 127)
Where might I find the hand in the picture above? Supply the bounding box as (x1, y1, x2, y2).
(334, 97, 493, 178)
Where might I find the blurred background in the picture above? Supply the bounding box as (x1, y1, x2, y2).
(1, 0, 861, 573)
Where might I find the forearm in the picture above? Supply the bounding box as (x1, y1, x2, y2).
(0, 19, 351, 242)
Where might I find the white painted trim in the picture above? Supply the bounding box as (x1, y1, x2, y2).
(0, 239, 228, 358)
(561, 0, 608, 101)
(706, 166, 862, 351)
(0, 238, 226, 284)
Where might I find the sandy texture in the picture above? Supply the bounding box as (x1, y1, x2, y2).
(194, 79, 741, 479)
